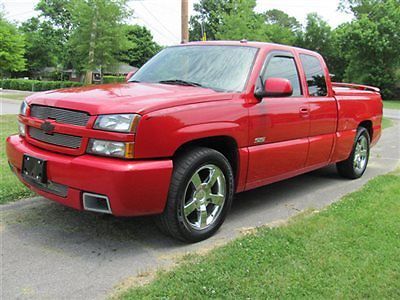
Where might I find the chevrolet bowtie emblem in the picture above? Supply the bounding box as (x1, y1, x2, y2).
(41, 121, 55, 134)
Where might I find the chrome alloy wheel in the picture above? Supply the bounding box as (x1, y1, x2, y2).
(354, 135, 368, 171)
(182, 164, 226, 230)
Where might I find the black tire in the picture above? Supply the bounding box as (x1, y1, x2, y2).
(336, 127, 370, 179)
(155, 147, 234, 242)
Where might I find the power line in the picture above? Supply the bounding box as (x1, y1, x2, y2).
(133, 10, 177, 44)
(138, 1, 180, 40)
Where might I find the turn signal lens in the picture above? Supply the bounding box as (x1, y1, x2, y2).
(86, 139, 134, 159)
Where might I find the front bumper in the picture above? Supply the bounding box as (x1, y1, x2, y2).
(6, 135, 173, 216)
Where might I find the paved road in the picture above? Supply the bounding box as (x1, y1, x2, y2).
(1, 121, 399, 299)
(384, 108, 400, 120)
(0, 90, 33, 115)
(0, 99, 20, 115)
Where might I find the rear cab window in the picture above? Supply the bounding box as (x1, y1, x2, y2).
(299, 54, 328, 96)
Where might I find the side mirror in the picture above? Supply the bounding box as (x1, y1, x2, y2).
(255, 77, 293, 99)
(125, 70, 136, 82)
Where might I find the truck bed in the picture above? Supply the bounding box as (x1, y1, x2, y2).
(332, 82, 381, 97)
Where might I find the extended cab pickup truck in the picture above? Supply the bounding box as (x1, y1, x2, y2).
(6, 41, 382, 242)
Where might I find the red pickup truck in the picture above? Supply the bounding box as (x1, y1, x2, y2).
(7, 41, 382, 242)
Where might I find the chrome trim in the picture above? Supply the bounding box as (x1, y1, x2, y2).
(30, 105, 90, 126)
(182, 164, 226, 230)
(354, 135, 368, 171)
(29, 127, 82, 149)
(82, 192, 112, 214)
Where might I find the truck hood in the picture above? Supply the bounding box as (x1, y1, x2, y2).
(26, 82, 233, 115)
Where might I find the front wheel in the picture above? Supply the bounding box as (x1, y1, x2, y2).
(337, 127, 370, 179)
(155, 147, 234, 242)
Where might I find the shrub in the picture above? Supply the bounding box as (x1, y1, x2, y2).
(103, 75, 125, 84)
(0, 79, 83, 91)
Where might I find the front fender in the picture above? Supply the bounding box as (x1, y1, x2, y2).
(134, 100, 248, 159)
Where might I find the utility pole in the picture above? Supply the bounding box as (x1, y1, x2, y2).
(181, 0, 189, 43)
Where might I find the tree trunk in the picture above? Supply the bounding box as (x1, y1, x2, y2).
(85, 9, 98, 85)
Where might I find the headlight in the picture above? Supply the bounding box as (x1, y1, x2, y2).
(20, 101, 28, 116)
(18, 121, 26, 136)
(93, 114, 140, 133)
(87, 139, 134, 158)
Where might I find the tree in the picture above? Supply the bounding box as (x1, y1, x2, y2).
(189, 0, 234, 41)
(119, 25, 162, 68)
(215, 0, 267, 41)
(335, 0, 400, 98)
(295, 13, 345, 77)
(189, 1, 300, 45)
(0, 16, 26, 75)
(20, 17, 62, 77)
(296, 14, 333, 55)
(35, 0, 74, 69)
(263, 9, 301, 45)
(338, 0, 385, 17)
(36, 0, 73, 34)
(264, 9, 301, 32)
(68, 0, 132, 83)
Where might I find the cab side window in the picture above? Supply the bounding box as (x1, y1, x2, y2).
(300, 54, 328, 96)
(262, 56, 302, 97)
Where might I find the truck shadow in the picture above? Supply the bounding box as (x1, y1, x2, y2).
(2, 165, 345, 257)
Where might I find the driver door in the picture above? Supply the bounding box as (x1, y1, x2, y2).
(246, 51, 310, 190)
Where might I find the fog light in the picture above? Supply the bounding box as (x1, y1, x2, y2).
(18, 121, 26, 136)
(87, 139, 134, 158)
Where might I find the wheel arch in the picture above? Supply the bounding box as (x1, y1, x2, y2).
(358, 120, 373, 140)
(173, 135, 239, 182)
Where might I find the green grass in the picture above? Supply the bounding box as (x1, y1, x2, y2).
(383, 100, 400, 110)
(0, 115, 34, 204)
(0, 92, 30, 101)
(121, 170, 400, 299)
(382, 117, 393, 129)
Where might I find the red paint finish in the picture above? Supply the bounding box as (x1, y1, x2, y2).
(6, 41, 382, 217)
(7, 135, 173, 216)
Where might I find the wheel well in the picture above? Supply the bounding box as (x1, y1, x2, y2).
(173, 136, 239, 177)
(359, 120, 373, 140)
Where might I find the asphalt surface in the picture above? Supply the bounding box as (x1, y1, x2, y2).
(383, 108, 400, 120)
(0, 99, 20, 115)
(0, 90, 33, 115)
(1, 121, 399, 299)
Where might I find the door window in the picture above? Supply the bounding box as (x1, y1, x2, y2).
(262, 56, 302, 97)
(300, 54, 328, 96)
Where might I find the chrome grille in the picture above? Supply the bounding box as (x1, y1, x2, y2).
(30, 105, 90, 126)
(29, 127, 82, 149)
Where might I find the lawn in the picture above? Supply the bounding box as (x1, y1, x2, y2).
(382, 117, 393, 129)
(0, 115, 34, 204)
(383, 100, 400, 110)
(121, 169, 400, 299)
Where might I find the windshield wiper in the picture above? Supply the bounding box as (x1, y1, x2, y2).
(158, 79, 204, 87)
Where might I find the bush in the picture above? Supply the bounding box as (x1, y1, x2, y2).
(0, 79, 83, 91)
(103, 75, 125, 84)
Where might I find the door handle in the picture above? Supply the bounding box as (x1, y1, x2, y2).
(299, 107, 309, 114)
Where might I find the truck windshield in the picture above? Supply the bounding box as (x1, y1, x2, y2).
(129, 45, 258, 92)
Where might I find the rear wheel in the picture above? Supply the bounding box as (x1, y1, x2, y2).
(155, 147, 234, 242)
(337, 127, 370, 179)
